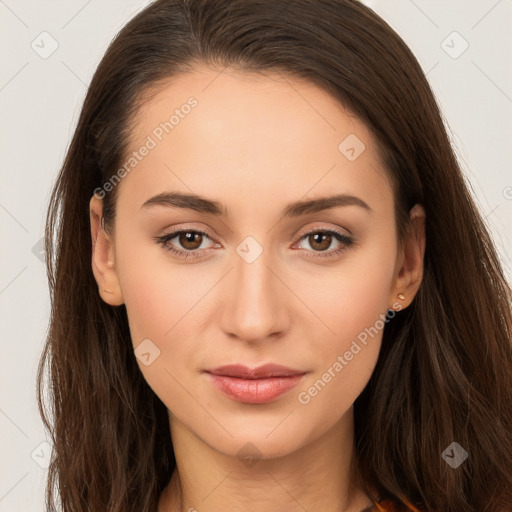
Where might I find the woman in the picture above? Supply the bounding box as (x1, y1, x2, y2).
(37, 1, 512, 511)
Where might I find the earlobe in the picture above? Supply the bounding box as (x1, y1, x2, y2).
(89, 195, 124, 306)
(388, 204, 426, 310)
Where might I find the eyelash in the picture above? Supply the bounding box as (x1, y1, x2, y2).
(155, 226, 354, 261)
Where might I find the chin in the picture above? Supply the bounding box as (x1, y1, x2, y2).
(202, 418, 318, 462)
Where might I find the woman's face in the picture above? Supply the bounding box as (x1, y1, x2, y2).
(93, 66, 407, 459)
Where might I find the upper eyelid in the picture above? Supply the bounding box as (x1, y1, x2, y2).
(160, 225, 352, 247)
(161, 222, 351, 238)
(295, 224, 352, 238)
(161, 225, 217, 242)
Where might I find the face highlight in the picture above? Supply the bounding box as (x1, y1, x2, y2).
(94, 66, 403, 460)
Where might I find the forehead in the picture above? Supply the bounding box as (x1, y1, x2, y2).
(117, 65, 393, 218)
(130, 65, 371, 151)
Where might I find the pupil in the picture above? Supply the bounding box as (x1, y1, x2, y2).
(312, 232, 330, 251)
(181, 231, 201, 249)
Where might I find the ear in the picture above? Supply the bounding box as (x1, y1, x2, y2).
(89, 195, 124, 306)
(388, 203, 426, 311)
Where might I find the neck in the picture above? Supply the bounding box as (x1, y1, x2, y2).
(158, 408, 376, 512)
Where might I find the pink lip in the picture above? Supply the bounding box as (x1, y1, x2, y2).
(204, 364, 306, 404)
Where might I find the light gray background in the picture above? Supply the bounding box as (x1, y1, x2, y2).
(0, 0, 511, 510)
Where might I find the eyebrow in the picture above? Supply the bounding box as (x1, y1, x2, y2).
(140, 191, 372, 218)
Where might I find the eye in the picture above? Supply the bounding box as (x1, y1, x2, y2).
(155, 226, 354, 261)
(294, 228, 354, 259)
(155, 228, 218, 259)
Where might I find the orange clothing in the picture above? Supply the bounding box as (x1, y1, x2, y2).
(370, 497, 421, 511)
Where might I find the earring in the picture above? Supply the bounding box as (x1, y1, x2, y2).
(398, 292, 405, 300)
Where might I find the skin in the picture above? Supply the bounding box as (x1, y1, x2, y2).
(89, 66, 426, 512)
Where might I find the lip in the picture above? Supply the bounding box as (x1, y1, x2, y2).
(204, 364, 306, 404)
(206, 363, 305, 379)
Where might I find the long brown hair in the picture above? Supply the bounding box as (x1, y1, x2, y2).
(37, 1, 512, 511)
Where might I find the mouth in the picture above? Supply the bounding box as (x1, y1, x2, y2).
(204, 364, 307, 404)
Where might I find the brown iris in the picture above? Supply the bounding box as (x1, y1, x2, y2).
(179, 231, 203, 250)
(308, 232, 332, 251)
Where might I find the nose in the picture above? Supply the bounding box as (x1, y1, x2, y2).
(219, 242, 289, 344)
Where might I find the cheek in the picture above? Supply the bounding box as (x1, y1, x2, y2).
(304, 239, 396, 349)
(294, 239, 396, 409)
(116, 233, 206, 341)
(115, 237, 217, 394)
(116, 255, 195, 423)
